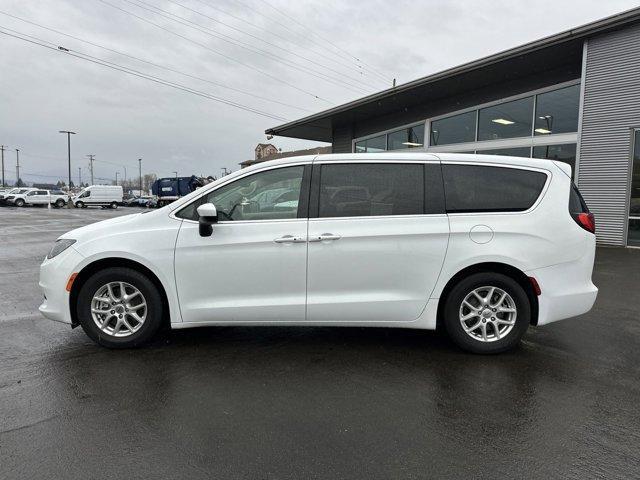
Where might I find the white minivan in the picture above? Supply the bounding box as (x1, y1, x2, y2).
(39, 153, 597, 353)
(73, 185, 123, 209)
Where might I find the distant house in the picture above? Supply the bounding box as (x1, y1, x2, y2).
(241, 145, 331, 168)
(254, 143, 279, 160)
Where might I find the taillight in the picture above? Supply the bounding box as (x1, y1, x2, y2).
(573, 212, 595, 234)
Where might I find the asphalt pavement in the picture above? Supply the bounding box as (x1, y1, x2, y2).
(1, 205, 639, 479)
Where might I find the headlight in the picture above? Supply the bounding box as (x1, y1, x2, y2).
(47, 239, 76, 259)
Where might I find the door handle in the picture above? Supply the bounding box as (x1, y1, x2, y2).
(274, 235, 306, 244)
(309, 233, 341, 242)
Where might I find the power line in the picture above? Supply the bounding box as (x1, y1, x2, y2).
(119, 0, 373, 94)
(96, 0, 331, 103)
(161, 0, 385, 90)
(0, 26, 291, 122)
(0, 10, 313, 113)
(188, 0, 375, 79)
(228, 0, 393, 85)
(256, 0, 393, 85)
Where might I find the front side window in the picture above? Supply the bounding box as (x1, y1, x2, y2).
(177, 166, 305, 221)
(442, 164, 547, 213)
(318, 163, 424, 217)
(387, 124, 425, 150)
(430, 111, 477, 146)
(478, 97, 534, 141)
(534, 84, 580, 135)
(354, 134, 386, 153)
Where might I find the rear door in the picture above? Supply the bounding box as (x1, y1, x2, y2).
(306, 160, 449, 323)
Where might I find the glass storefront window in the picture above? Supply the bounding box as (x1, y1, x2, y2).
(629, 130, 640, 246)
(388, 124, 425, 150)
(534, 84, 580, 135)
(430, 111, 476, 146)
(476, 146, 531, 157)
(532, 144, 577, 178)
(478, 97, 534, 141)
(354, 134, 386, 153)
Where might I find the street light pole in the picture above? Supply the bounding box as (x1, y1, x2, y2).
(78, 167, 82, 186)
(0, 145, 6, 187)
(138, 158, 142, 195)
(59, 130, 76, 208)
(15, 148, 20, 186)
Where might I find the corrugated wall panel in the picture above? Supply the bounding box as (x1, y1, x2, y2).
(332, 124, 353, 153)
(578, 24, 640, 246)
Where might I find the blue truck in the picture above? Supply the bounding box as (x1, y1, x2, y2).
(151, 175, 208, 207)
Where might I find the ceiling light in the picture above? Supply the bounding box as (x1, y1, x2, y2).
(492, 118, 514, 125)
(535, 128, 551, 134)
(402, 142, 423, 146)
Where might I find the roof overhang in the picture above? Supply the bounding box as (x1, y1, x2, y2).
(266, 7, 640, 142)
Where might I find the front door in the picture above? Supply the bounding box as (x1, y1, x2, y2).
(174, 164, 310, 324)
(306, 161, 449, 323)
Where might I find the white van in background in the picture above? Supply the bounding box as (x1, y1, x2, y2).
(73, 185, 123, 209)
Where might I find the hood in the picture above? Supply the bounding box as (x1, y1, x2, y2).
(59, 212, 145, 242)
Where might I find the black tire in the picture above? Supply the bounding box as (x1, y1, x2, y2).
(443, 272, 530, 354)
(110, 201, 118, 209)
(55, 199, 65, 208)
(75, 201, 84, 209)
(76, 267, 164, 348)
(15, 198, 25, 207)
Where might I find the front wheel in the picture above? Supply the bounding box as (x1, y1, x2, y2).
(15, 198, 25, 207)
(75, 201, 84, 209)
(443, 272, 530, 354)
(76, 267, 164, 348)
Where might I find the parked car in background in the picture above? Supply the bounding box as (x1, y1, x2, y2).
(0, 188, 26, 204)
(72, 185, 123, 209)
(124, 195, 156, 207)
(39, 153, 598, 354)
(4, 187, 37, 205)
(12, 189, 69, 207)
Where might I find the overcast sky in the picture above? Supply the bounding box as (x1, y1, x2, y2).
(0, 0, 638, 185)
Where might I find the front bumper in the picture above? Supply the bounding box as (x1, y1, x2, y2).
(39, 246, 85, 325)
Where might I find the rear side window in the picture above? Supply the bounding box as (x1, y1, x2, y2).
(317, 163, 424, 217)
(442, 164, 547, 213)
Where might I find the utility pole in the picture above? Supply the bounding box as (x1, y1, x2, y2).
(59, 130, 76, 208)
(173, 171, 178, 178)
(115, 171, 119, 186)
(15, 148, 19, 186)
(86, 154, 95, 185)
(138, 158, 142, 195)
(0, 145, 6, 187)
(78, 167, 82, 186)
(221, 167, 230, 176)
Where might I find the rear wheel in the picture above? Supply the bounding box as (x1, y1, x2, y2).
(55, 199, 65, 208)
(443, 272, 530, 354)
(110, 201, 118, 209)
(77, 267, 164, 348)
(15, 198, 24, 207)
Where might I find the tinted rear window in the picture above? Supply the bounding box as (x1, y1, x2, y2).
(442, 164, 547, 213)
(569, 183, 589, 214)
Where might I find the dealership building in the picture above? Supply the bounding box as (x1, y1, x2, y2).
(266, 8, 640, 247)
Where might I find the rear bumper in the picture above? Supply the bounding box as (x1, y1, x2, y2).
(527, 240, 598, 326)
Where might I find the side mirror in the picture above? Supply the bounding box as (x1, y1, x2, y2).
(197, 203, 218, 237)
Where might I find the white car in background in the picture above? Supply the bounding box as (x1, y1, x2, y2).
(11, 189, 68, 207)
(4, 187, 37, 205)
(39, 153, 598, 354)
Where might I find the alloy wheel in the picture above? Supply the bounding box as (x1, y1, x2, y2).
(90, 281, 147, 337)
(459, 286, 517, 342)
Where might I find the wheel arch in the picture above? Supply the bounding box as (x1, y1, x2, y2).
(69, 257, 171, 329)
(436, 262, 539, 329)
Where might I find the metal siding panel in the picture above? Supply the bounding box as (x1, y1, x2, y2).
(332, 125, 353, 153)
(578, 24, 640, 246)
